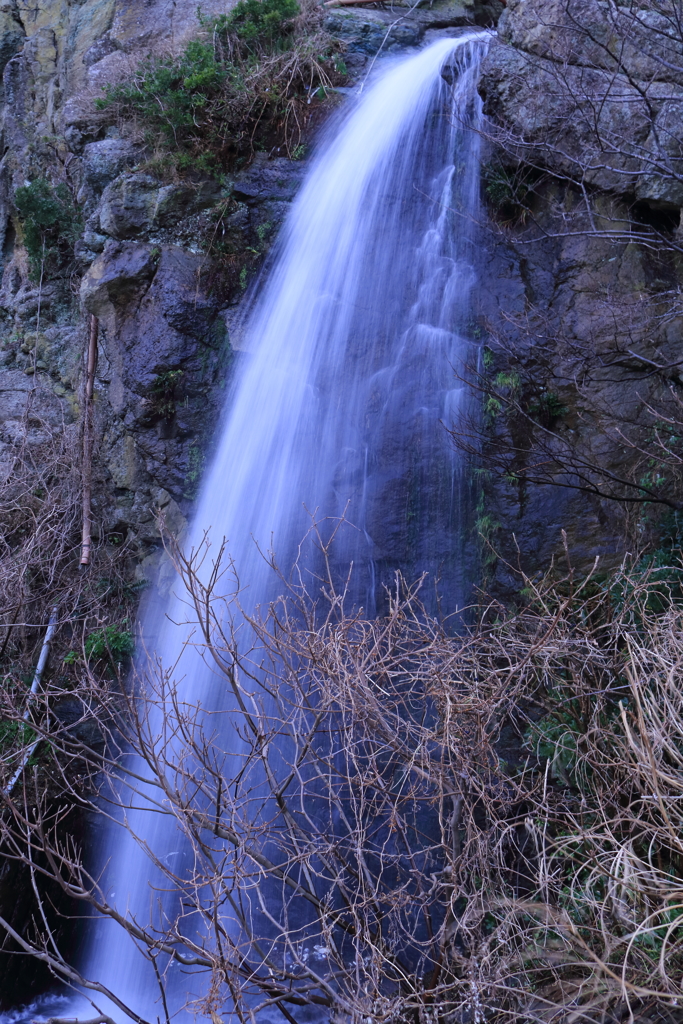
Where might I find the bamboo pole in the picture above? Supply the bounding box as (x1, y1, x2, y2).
(80, 315, 99, 567)
(3, 605, 59, 796)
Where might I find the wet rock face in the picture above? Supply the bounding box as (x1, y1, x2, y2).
(471, 3, 683, 593)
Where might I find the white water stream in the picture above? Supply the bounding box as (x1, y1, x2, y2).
(12, 31, 489, 1024)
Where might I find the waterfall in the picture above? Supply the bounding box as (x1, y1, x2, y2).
(68, 30, 489, 1023)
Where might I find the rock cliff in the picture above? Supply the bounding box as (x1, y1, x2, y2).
(474, 0, 683, 595)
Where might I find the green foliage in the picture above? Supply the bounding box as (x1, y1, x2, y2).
(185, 441, 206, 499)
(14, 178, 80, 280)
(85, 624, 134, 662)
(96, 41, 235, 172)
(0, 720, 36, 754)
(482, 160, 540, 224)
(148, 370, 184, 419)
(526, 387, 568, 427)
(65, 624, 134, 666)
(97, 2, 343, 173)
(608, 542, 683, 615)
(218, 0, 299, 49)
(525, 708, 588, 788)
(474, 489, 500, 565)
(494, 370, 520, 391)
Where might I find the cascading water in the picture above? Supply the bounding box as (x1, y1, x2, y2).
(51, 30, 489, 1023)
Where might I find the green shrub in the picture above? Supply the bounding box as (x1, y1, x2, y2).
(14, 178, 80, 280)
(219, 0, 299, 49)
(85, 624, 134, 662)
(96, 2, 344, 172)
(148, 369, 184, 419)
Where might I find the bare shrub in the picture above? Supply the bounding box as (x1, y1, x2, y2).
(2, 522, 683, 1023)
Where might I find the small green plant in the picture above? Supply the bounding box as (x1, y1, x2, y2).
(494, 370, 520, 392)
(85, 624, 134, 662)
(148, 369, 184, 419)
(14, 178, 80, 280)
(483, 393, 502, 422)
(185, 441, 206, 499)
(527, 388, 567, 427)
(218, 0, 299, 50)
(64, 624, 134, 666)
(0, 720, 36, 754)
(97, 3, 343, 173)
(482, 161, 540, 225)
(524, 709, 586, 788)
(474, 490, 500, 565)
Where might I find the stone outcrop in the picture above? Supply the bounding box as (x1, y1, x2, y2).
(480, 0, 683, 205)
(474, 0, 683, 594)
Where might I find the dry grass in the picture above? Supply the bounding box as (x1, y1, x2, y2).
(2, 517, 683, 1023)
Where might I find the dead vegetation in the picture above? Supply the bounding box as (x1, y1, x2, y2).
(97, 0, 347, 174)
(1, 517, 683, 1024)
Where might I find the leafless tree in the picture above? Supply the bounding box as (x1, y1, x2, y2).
(2, 521, 683, 1024)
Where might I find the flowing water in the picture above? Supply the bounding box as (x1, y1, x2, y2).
(14, 31, 489, 1023)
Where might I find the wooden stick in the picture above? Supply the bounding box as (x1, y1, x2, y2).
(80, 315, 99, 567)
(3, 605, 59, 796)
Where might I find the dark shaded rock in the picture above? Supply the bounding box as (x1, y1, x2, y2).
(0, 8, 24, 76)
(324, 0, 502, 54)
(80, 239, 158, 317)
(97, 174, 222, 238)
(83, 30, 118, 66)
(81, 137, 139, 193)
(112, 245, 224, 387)
(232, 153, 307, 203)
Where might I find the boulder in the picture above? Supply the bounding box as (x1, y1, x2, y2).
(81, 137, 138, 192)
(498, 0, 683, 86)
(80, 239, 157, 317)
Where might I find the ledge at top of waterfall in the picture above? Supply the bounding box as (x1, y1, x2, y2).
(57, 32, 492, 1024)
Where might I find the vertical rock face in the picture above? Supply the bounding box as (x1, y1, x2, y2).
(0, 0, 311, 592)
(0, 0, 505, 606)
(474, 0, 683, 595)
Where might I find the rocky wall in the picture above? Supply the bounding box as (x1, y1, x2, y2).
(474, 0, 683, 597)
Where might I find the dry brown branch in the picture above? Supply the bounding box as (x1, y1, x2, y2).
(1, 518, 682, 1022)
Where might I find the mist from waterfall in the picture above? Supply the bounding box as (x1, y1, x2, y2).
(70, 32, 489, 1022)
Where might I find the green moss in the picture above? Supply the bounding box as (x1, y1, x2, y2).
(14, 178, 81, 280)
